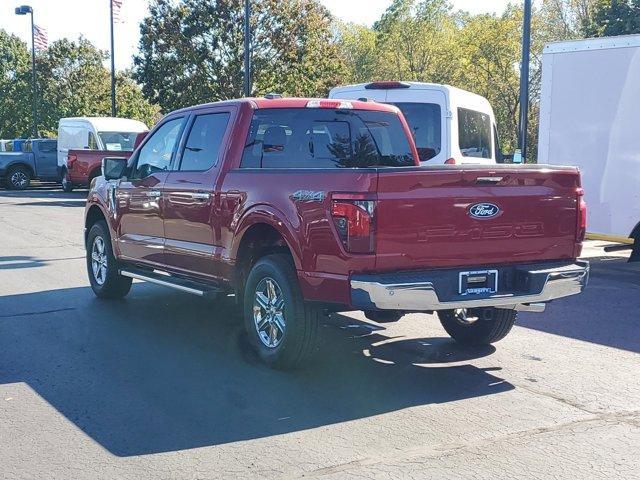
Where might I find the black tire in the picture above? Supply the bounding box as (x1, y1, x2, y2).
(630, 235, 640, 263)
(5, 165, 31, 190)
(243, 254, 319, 369)
(438, 307, 516, 346)
(61, 168, 74, 192)
(364, 310, 404, 323)
(86, 220, 132, 299)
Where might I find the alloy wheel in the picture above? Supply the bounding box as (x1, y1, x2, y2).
(253, 277, 286, 348)
(10, 171, 28, 189)
(91, 236, 108, 286)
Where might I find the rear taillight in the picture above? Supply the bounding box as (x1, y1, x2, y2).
(576, 188, 587, 242)
(331, 195, 376, 254)
(364, 81, 411, 90)
(307, 99, 353, 110)
(445, 157, 457, 165)
(67, 154, 77, 170)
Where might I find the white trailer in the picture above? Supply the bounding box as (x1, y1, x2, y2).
(538, 35, 640, 257)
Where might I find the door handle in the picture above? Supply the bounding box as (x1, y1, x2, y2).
(190, 192, 211, 201)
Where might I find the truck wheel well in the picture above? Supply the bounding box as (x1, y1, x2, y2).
(8, 162, 34, 177)
(235, 223, 293, 293)
(85, 206, 106, 243)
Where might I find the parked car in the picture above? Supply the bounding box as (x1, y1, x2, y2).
(538, 34, 640, 260)
(330, 81, 503, 165)
(58, 117, 148, 191)
(84, 96, 589, 369)
(0, 139, 59, 190)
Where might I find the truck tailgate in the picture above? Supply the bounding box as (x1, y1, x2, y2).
(375, 166, 582, 271)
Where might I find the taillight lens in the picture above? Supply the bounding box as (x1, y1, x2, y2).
(331, 197, 376, 254)
(307, 99, 353, 109)
(576, 188, 587, 242)
(67, 154, 77, 170)
(445, 157, 457, 165)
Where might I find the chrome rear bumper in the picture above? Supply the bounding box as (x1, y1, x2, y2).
(351, 261, 589, 313)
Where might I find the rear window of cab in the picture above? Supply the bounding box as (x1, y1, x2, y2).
(240, 108, 416, 169)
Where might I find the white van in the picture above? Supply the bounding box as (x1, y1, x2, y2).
(57, 117, 148, 170)
(330, 82, 500, 165)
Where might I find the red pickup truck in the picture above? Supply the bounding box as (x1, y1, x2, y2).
(84, 97, 589, 369)
(62, 133, 147, 192)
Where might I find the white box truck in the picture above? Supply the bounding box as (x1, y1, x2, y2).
(538, 35, 640, 259)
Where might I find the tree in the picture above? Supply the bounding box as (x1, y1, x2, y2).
(583, 0, 640, 36)
(0, 32, 158, 138)
(0, 30, 32, 138)
(134, 0, 346, 113)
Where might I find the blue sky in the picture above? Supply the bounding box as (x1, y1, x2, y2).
(0, 0, 521, 70)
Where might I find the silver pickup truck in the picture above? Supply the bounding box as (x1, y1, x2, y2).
(0, 139, 59, 190)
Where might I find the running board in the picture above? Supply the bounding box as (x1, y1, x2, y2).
(120, 268, 221, 297)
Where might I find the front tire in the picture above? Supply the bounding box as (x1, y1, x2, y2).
(86, 221, 132, 299)
(61, 168, 74, 192)
(243, 254, 319, 369)
(439, 307, 516, 346)
(6, 165, 31, 190)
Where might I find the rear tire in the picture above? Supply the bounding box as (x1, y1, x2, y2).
(439, 307, 516, 345)
(61, 168, 74, 192)
(364, 310, 404, 323)
(5, 165, 31, 190)
(243, 254, 319, 369)
(86, 220, 132, 299)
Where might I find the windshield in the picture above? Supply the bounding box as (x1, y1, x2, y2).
(241, 108, 416, 169)
(391, 103, 442, 162)
(97, 131, 139, 152)
(458, 108, 493, 159)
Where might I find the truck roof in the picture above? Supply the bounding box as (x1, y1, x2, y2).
(544, 34, 640, 54)
(170, 97, 402, 115)
(59, 117, 148, 132)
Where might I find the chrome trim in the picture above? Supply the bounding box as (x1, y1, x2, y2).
(120, 269, 205, 296)
(190, 192, 211, 200)
(351, 261, 589, 312)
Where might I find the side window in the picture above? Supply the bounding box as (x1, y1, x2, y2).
(180, 113, 230, 171)
(88, 132, 98, 150)
(131, 118, 184, 179)
(458, 108, 492, 159)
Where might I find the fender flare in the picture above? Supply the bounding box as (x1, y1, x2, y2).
(230, 204, 303, 271)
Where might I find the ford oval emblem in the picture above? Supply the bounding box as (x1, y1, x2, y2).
(469, 203, 500, 219)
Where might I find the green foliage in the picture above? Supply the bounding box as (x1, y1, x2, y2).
(134, 0, 346, 112)
(0, 30, 32, 138)
(0, 31, 159, 138)
(583, 0, 640, 36)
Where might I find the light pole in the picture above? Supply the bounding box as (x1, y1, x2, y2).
(244, 0, 251, 97)
(109, 0, 117, 117)
(518, 0, 532, 162)
(15, 5, 38, 138)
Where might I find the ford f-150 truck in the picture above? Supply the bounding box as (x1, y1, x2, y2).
(0, 139, 58, 189)
(84, 97, 589, 369)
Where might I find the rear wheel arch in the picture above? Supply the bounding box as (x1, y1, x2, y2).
(8, 162, 35, 177)
(234, 222, 299, 296)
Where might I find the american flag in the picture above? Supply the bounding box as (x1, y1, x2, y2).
(33, 25, 48, 51)
(112, 0, 124, 24)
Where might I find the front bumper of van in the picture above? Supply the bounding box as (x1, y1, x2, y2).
(350, 260, 589, 313)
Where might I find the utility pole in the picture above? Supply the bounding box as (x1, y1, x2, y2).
(15, 5, 38, 138)
(518, 0, 532, 162)
(109, 0, 117, 117)
(244, 0, 251, 97)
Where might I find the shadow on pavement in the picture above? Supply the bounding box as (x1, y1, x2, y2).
(518, 257, 640, 354)
(0, 285, 511, 457)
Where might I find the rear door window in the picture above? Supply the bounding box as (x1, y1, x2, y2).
(458, 108, 492, 159)
(240, 108, 415, 169)
(391, 103, 441, 162)
(180, 113, 230, 171)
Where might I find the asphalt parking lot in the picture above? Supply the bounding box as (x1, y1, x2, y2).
(1, 186, 639, 480)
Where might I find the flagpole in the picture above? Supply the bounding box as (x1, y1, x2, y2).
(109, 0, 117, 117)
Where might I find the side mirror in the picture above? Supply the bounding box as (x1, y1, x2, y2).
(134, 131, 149, 150)
(102, 157, 128, 180)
